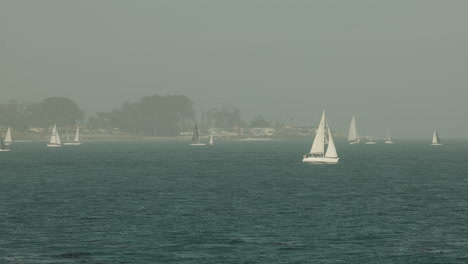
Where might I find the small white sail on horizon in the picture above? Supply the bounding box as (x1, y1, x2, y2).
(348, 115, 360, 144)
(4, 127, 12, 145)
(431, 130, 442, 145)
(47, 125, 62, 147)
(302, 111, 339, 163)
(64, 126, 82, 145)
(385, 125, 394, 144)
(208, 134, 214, 146)
(365, 129, 377, 144)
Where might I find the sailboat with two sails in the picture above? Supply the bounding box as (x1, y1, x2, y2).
(64, 126, 83, 146)
(431, 130, 442, 145)
(302, 111, 339, 163)
(47, 125, 62, 147)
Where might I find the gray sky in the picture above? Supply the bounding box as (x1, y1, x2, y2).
(1, 0, 467, 138)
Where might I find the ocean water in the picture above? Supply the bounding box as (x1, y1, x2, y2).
(0, 139, 467, 263)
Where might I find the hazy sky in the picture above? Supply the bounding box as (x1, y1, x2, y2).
(1, 1, 467, 137)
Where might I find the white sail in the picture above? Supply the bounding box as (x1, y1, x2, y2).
(4, 127, 12, 145)
(325, 123, 338, 158)
(208, 134, 214, 145)
(73, 126, 80, 142)
(48, 125, 62, 146)
(431, 130, 442, 145)
(55, 128, 62, 145)
(309, 111, 325, 154)
(348, 116, 359, 142)
(49, 125, 58, 144)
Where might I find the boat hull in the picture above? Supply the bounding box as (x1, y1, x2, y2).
(349, 141, 360, 144)
(190, 143, 206, 146)
(385, 141, 394, 144)
(63, 142, 82, 146)
(47, 144, 62, 147)
(365, 142, 377, 144)
(431, 143, 442, 146)
(302, 156, 339, 163)
(0, 149, 11, 152)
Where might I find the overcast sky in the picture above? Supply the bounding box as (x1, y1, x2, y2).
(1, 1, 467, 138)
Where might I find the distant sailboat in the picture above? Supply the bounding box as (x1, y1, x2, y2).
(4, 127, 12, 145)
(63, 126, 82, 146)
(47, 125, 62, 147)
(208, 134, 214, 146)
(385, 125, 394, 144)
(190, 122, 206, 146)
(302, 111, 339, 163)
(365, 130, 377, 144)
(0, 132, 10, 152)
(431, 130, 442, 145)
(348, 115, 360, 144)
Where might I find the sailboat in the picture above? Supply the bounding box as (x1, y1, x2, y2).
(365, 130, 377, 144)
(348, 115, 360, 144)
(431, 130, 442, 145)
(385, 125, 394, 144)
(190, 122, 206, 146)
(0, 132, 10, 152)
(47, 125, 62, 147)
(208, 134, 214, 146)
(4, 127, 12, 145)
(302, 111, 339, 163)
(63, 126, 82, 145)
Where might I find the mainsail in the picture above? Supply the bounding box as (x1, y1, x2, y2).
(310, 112, 325, 155)
(348, 116, 359, 143)
(432, 130, 441, 145)
(5, 127, 12, 144)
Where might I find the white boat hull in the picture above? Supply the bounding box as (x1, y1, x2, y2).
(349, 141, 360, 144)
(63, 142, 82, 145)
(365, 142, 377, 145)
(431, 143, 442, 146)
(47, 144, 62, 147)
(4, 142, 11, 146)
(0, 149, 10, 152)
(302, 156, 339, 163)
(190, 143, 206, 146)
(385, 141, 394, 144)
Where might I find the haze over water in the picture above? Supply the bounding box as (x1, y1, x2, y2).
(1, 1, 468, 137)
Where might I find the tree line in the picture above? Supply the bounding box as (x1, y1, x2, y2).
(0, 95, 274, 137)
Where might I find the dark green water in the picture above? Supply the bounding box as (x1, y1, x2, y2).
(0, 140, 467, 263)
